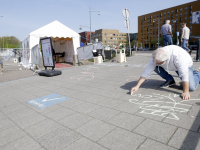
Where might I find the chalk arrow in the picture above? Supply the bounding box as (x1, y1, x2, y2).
(42, 97, 65, 102)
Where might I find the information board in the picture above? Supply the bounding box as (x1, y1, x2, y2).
(40, 37, 54, 67)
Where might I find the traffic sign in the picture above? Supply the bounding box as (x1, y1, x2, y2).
(122, 8, 130, 18)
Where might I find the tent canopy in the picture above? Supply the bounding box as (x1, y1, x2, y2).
(30, 20, 79, 39)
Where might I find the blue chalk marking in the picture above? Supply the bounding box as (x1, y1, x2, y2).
(27, 93, 70, 109)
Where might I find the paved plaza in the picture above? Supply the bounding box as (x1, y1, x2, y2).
(0, 52, 200, 150)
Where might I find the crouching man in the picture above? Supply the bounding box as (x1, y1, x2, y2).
(131, 45, 200, 100)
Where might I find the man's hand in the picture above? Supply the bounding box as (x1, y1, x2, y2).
(181, 92, 190, 100)
(130, 86, 139, 95)
(171, 34, 173, 37)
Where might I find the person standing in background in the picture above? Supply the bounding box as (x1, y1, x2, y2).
(161, 20, 173, 46)
(181, 22, 191, 53)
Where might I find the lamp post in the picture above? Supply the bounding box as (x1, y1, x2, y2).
(89, 7, 100, 43)
(153, 18, 160, 47)
(79, 8, 100, 43)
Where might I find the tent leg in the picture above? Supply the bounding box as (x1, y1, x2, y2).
(73, 54, 78, 66)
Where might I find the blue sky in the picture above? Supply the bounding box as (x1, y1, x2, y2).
(0, 0, 194, 41)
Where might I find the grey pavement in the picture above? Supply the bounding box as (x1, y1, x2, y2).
(0, 52, 200, 150)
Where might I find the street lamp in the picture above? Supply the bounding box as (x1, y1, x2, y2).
(153, 18, 160, 47)
(0, 16, 3, 49)
(79, 7, 100, 43)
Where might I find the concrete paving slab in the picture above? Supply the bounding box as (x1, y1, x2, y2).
(0, 118, 16, 132)
(163, 113, 200, 131)
(0, 126, 26, 146)
(58, 113, 93, 130)
(98, 127, 146, 150)
(6, 107, 36, 120)
(24, 119, 62, 138)
(96, 98, 124, 108)
(37, 127, 82, 150)
(14, 112, 46, 129)
(108, 112, 145, 131)
(113, 101, 141, 114)
(0, 135, 42, 150)
(64, 137, 108, 150)
(76, 119, 115, 141)
(168, 128, 200, 150)
(133, 119, 177, 144)
(44, 106, 75, 121)
(71, 102, 102, 114)
(137, 138, 177, 150)
(0, 103, 26, 114)
(88, 107, 120, 121)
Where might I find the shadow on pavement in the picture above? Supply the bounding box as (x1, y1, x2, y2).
(121, 79, 182, 96)
(179, 103, 200, 150)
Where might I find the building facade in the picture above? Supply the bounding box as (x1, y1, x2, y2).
(91, 29, 129, 48)
(138, 0, 200, 48)
(79, 31, 95, 44)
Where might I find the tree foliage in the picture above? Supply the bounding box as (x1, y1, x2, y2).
(0, 36, 20, 49)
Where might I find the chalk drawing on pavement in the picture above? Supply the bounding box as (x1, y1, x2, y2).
(70, 72, 95, 81)
(96, 63, 146, 68)
(129, 93, 200, 120)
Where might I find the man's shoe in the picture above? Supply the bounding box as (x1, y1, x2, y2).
(159, 80, 176, 88)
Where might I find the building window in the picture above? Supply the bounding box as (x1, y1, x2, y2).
(168, 16, 170, 19)
(175, 9, 178, 13)
(190, 26, 192, 29)
(168, 11, 170, 15)
(185, 17, 187, 21)
(190, 21, 192, 25)
(180, 13, 182, 17)
(154, 15, 155, 18)
(180, 18, 182, 22)
(104, 37, 107, 39)
(176, 14, 178, 17)
(110, 34, 112, 36)
(189, 5, 192, 10)
(113, 34, 115, 36)
(185, 12, 187, 16)
(157, 14, 159, 17)
(164, 12, 166, 16)
(171, 11, 174, 14)
(190, 16, 192, 20)
(185, 7, 187, 11)
(180, 8, 182, 12)
(104, 33, 107, 36)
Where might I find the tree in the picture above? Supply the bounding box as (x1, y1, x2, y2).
(0, 36, 20, 49)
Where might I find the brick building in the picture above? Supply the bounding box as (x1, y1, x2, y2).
(138, 0, 200, 48)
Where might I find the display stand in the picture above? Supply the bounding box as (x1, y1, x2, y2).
(190, 36, 200, 62)
(38, 37, 62, 77)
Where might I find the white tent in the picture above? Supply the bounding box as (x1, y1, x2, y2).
(21, 20, 80, 65)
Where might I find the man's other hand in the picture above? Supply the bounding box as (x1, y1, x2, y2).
(181, 92, 190, 100)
